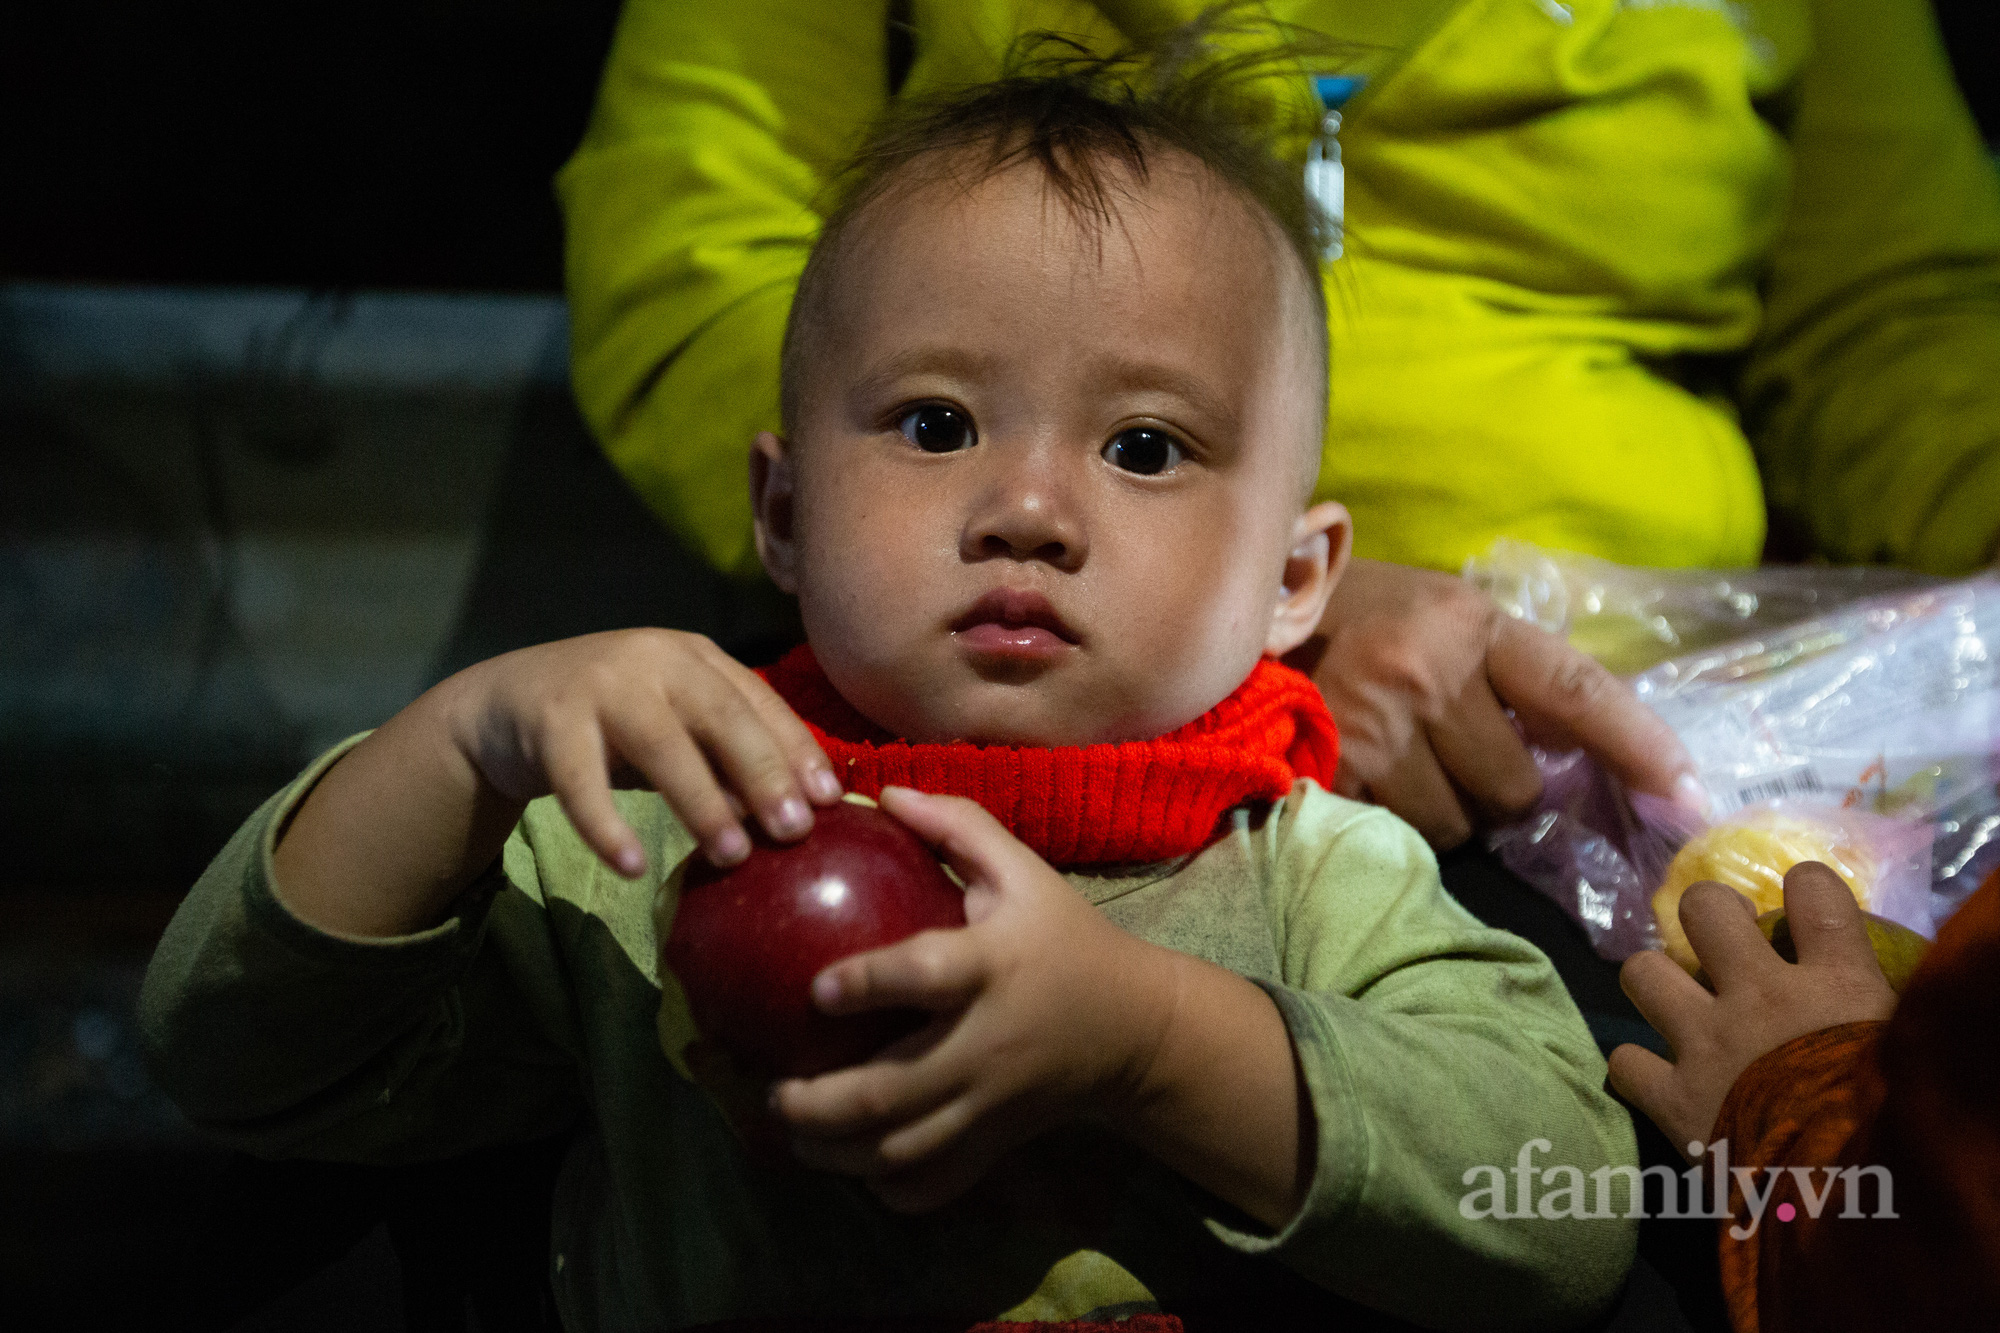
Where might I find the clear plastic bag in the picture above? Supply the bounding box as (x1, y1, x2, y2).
(1478, 548, 2000, 960)
(1465, 537, 1936, 674)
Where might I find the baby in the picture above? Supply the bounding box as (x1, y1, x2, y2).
(143, 35, 1637, 1333)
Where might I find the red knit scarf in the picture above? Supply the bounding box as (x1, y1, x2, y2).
(759, 646, 1340, 867)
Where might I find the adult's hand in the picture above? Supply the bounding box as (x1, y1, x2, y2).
(1286, 556, 1702, 849)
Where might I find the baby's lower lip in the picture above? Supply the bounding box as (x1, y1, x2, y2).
(954, 622, 1075, 658)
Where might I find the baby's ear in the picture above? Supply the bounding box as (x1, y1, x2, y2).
(750, 431, 800, 594)
(1265, 501, 1351, 658)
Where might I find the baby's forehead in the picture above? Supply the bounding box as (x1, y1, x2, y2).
(802, 150, 1319, 404)
(837, 144, 1294, 297)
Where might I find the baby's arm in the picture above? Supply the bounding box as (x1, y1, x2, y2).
(1243, 795, 1639, 1330)
(273, 629, 843, 938)
(142, 628, 842, 1160)
(771, 786, 1312, 1228)
(139, 740, 588, 1161)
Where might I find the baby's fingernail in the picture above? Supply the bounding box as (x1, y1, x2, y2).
(808, 768, 842, 803)
(772, 797, 811, 838)
(616, 845, 646, 878)
(812, 972, 841, 1008)
(1673, 773, 1712, 817)
(711, 826, 750, 865)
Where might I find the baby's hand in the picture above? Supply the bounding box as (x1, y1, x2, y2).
(444, 630, 842, 873)
(769, 786, 1177, 1213)
(1608, 862, 1897, 1156)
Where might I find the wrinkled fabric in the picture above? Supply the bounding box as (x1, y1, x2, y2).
(141, 741, 1636, 1331)
(1712, 873, 2000, 1331)
(560, 0, 2000, 577)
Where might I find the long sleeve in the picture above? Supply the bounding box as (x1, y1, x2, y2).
(137, 740, 588, 1163)
(1742, 0, 2000, 573)
(1712, 873, 2000, 1333)
(555, 0, 892, 578)
(1179, 790, 1639, 1331)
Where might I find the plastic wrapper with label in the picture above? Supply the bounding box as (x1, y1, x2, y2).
(1474, 547, 2000, 962)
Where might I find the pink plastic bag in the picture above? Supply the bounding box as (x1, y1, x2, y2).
(1478, 561, 2000, 961)
(1489, 754, 1934, 961)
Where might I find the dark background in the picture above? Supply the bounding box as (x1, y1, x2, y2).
(3, 0, 1994, 293)
(2, 0, 623, 293)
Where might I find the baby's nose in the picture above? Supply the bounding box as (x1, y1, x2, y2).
(963, 475, 1086, 569)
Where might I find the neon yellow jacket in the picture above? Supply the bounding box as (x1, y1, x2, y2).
(558, 0, 2000, 577)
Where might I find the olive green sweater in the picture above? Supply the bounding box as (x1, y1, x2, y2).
(560, 0, 2000, 577)
(141, 741, 1637, 1331)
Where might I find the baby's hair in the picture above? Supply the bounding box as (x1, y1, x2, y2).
(780, 7, 1346, 437)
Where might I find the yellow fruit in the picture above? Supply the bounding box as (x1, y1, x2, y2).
(1752, 909, 1929, 993)
(1652, 811, 1872, 972)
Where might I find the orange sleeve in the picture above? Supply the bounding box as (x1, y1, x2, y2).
(1712, 875, 2000, 1332)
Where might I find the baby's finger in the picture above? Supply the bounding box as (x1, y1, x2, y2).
(1618, 947, 1711, 1054)
(1606, 1043, 1691, 1147)
(606, 712, 748, 866)
(1678, 880, 1776, 991)
(717, 651, 843, 806)
(677, 664, 814, 843)
(867, 1143, 999, 1215)
(875, 787, 1030, 899)
(773, 1057, 959, 1139)
(1781, 861, 1880, 975)
(541, 723, 646, 877)
(875, 1088, 987, 1168)
(813, 928, 983, 1017)
(787, 1129, 891, 1176)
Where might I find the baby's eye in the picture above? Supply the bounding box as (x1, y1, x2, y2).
(1101, 427, 1183, 476)
(898, 404, 975, 453)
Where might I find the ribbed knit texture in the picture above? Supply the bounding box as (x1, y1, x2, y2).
(760, 646, 1340, 867)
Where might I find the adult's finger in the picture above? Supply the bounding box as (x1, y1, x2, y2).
(1781, 861, 1881, 974)
(1678, 879, 1777, 992)
(1363, 744, 1473, 850)
(1618, 948, 1712, 1054)
(1488, 618, 1701, 808)
(1423, 673, 1546, 825)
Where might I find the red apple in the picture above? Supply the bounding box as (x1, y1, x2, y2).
(663, 799, 966, 1079)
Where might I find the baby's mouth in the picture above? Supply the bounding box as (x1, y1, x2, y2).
(950, 589, 1080, 659)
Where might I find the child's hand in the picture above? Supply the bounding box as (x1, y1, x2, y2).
(275, 629, 841, 938)
(445, 630, 844, 872)
(769, 786, 1180, 1213)
(1608, 862, 1897, 1157)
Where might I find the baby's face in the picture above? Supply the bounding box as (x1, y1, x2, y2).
(755, 149, 1346, 745)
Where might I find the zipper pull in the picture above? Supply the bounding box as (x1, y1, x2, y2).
(1307, 75, 1363, 261)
